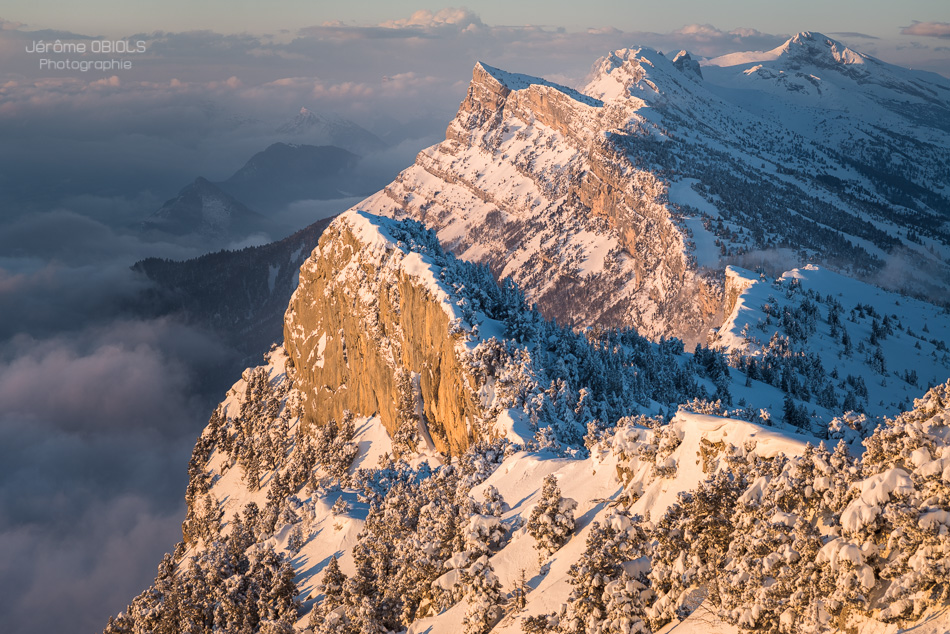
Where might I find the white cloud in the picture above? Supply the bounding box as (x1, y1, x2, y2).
(902, 21, 950, 39)
(379, 7, 485, 32)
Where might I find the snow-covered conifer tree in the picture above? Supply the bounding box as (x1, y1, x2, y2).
(462, 555, 502, 634)
(527, 474, 576, 561)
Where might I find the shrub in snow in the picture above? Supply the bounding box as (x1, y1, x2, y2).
(330, 496, 350, 516)
(601, 574, 650, 634)
(311, 607, 351, 634)
(522, 613, 560, 633)
(527, 474, 577, 561)
(457, 439, 510, 489)
(463, 513, 507, 556)
(480, 484, 507, 517)
(828, 411, 876, 448)
(653, 425, 683, 479)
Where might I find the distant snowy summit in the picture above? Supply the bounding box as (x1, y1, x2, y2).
(141, 176, 264, 242)
(276, 106, 387, 155)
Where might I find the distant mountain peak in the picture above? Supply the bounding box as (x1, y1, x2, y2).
(777, 30, 869, 67)
(142, 177, 263, 240)
(276, 106, 386, 154)
(672, 49, 703, 80)
(215, 142, 365, 212)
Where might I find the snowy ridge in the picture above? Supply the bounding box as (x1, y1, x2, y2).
(705, 31, 868, 69)
(284, 209, 820, 455)
(712, 263, 950, 420)
(328, 209, 466, 324)
(476, 62, 604, 107)
(360, 55, 720, 343)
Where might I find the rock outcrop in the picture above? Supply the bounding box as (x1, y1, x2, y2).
(284, 210, 488, 455)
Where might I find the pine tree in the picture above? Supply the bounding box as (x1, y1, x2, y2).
(527, 474, 576, 561)
(393, 368, 420, 458)
(511, 569, 529, 611)
(462, 555, 503, 634)
(319, 556, 347, 611)
(287, 523, 305, 554)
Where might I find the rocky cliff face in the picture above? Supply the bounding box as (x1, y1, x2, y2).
(284, 211, 489, 454)
(357, 61, 723, 345)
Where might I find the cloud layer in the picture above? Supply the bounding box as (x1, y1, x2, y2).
(0, 186, 241, 634)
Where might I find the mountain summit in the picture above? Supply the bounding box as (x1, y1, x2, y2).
(277, 107, 386, 154)
(217, 142, 363, 211)
(141, 177, 264, 241)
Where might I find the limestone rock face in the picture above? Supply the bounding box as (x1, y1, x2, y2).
(357, 60, 723, 345)
(283, 211, 482, 455)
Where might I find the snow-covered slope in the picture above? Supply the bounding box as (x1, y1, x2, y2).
(105, 340, 950, 634)
(704, 31, 950, 173)
(712, 264, 950, 421)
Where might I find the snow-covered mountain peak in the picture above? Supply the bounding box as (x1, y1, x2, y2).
(583, 46, 714, 108)
(472, 61, 603, 107)
(672, 49, 704, 80)
(583, 47, 677, 103)
(276, 106, 385, 154)
(772, 30, 871, 72)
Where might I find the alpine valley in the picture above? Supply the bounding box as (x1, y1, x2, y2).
(107, 33, 950, 634)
